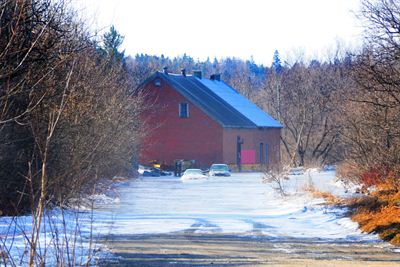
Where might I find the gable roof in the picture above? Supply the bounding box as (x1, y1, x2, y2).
(146, 71, 283, 129)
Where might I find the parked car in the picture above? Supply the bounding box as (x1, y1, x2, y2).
(287, 167, 305, 175)
(138, 165, 171, 177)
(209, 164, 231, 177)
(323, 165, 336, 171)
(181, 169, 208, 181)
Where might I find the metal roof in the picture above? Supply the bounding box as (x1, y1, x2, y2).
(150, 72, 282, 129)
(198, 78, 283, 128)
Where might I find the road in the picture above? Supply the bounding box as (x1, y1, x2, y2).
(94, 172, 400, 266)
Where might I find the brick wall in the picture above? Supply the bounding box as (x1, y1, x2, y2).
(140, 78, 223, 168)
(222, 128, 281, 170)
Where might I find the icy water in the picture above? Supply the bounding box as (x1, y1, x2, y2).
(94, 172, 377, 241)
(2, 171, 398, 266)
(94, 171, 400, 266)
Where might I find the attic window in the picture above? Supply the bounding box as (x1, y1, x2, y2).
(179, 103, 189, 118)
(154, 79, 161, 87)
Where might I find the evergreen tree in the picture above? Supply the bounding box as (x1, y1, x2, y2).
(101, 25, 125, 63)
(272, 50, 282, 73)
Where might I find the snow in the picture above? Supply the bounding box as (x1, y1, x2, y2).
(0, 208, 111, 266)
(198, 78, 283, 128)
(0, 170, 397, 265)
(91, 171, 376, 241)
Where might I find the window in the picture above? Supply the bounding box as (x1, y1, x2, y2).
(259, 143, 264, 163)
(265, 144, 269, 164)
(179, 103, 189, 118)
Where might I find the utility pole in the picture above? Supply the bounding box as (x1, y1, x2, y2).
(237, 136, 244, 172)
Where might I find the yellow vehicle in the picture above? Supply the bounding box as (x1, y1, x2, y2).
(151, 160, 161, 169)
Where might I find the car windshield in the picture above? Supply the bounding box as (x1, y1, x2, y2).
(210, 164, 229, 171)
(184, 169, 203, 175)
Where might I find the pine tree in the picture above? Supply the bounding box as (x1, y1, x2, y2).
(101, 25, 125, 63)
(272, 50, 282, 73)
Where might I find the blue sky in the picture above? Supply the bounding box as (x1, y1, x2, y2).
(75, 0, 363, 65)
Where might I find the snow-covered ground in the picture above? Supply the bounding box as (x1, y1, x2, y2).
(0, 170, 396, 265)
(0, 207, 111, 266)
(92, 170, 373, 240)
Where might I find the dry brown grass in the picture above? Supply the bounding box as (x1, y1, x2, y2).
(352, 205, 400, 245)
(304, 185, 345, 205)
(350, 186, 400, 246)
(331, 162, 400, 246)
(305, 183, 400, 246)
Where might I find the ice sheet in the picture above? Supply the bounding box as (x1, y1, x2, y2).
(1, 170, 394, 265)
(92, 171, 377, 241)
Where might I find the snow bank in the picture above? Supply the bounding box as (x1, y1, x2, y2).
(0, 207, 113, 265)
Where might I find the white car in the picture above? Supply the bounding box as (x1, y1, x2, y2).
(209, 164, 231, 177)
(181, 169, 208, 181)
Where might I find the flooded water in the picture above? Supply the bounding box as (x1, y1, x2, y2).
(2, 171, 398, 266)
(94, 172, 400, 266)
(94, 172, 378, 242)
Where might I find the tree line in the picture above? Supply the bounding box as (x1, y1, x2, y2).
(0, 0, 144, 217)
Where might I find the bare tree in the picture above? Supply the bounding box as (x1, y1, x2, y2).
(262, 170, 289, 196)
(256, 55, 347, 167)
(338, 0, 400, 188)
(1, 0, 145, 265)
(0, 0, 145, 213)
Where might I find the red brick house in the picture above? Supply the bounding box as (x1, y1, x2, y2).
(139, 69, 282, 170)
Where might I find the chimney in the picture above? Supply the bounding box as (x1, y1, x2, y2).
(210, 74, 221, 81)
(163, 66, 168, 75)
(181, 68, 186, 77)
(193, 70, 202, 79)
